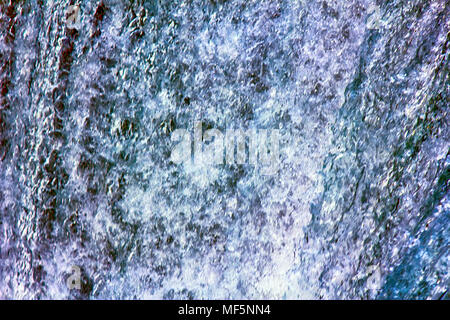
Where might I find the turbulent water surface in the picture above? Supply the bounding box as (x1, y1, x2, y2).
(0, 0, 448, 299)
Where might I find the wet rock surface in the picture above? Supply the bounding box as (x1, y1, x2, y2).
(0, 0, 448, 299)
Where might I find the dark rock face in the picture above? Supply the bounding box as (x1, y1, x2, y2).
(0, 0, 448, 299)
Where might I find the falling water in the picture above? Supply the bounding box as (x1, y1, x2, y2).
(0, 0, 448, 299)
